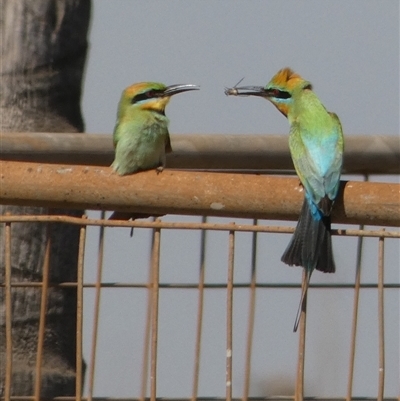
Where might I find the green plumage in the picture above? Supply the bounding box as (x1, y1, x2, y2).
(112, 109, 171, 176)
(225, 67, 344, 331)
(111, 82, 172, 176)
(287, 90, 344, 211)
(109, 82, 199, 222)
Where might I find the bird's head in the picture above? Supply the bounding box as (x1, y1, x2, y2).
(118, 82, 199, 120)
(225, 68, 312, 117)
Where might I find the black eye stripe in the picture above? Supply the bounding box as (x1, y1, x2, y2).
(268, 89, 291, 99)
(278, 91, 291, 99)
(131, 89, 163, 104)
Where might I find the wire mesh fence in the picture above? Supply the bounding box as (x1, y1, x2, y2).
(1, 210, 399, 400)
(0, 133, 399, 400)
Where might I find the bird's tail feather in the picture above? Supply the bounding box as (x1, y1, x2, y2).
(293, 269, 312, 332)
(108, 212, 163, 237)
(281, 198, 335, 273)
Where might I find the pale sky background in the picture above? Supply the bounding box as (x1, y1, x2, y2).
(81, 1, 399, 398)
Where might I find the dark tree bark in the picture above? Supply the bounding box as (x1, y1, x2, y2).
(0, 0, 91, 395)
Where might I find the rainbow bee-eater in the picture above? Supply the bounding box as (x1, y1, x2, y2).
(110, 82, 199, 221)
(225, 68, 344, 331)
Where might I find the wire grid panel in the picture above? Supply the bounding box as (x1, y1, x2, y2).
(1, 214, 400, 400)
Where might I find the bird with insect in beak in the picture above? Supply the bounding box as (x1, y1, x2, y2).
(110, 82, 199, 221)
(225, 68, 344, 332)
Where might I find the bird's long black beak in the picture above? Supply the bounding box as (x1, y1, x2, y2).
(163, 84, 200, 97)
(224, 85, 267, 97)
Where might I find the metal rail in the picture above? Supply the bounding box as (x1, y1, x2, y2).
(0, 161, 399, 226)
(1, 215, 399, 400)
(1, 133, 399, 174)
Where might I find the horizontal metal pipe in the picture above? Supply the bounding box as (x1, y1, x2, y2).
(0, 216, 398, 237)
(0, 132, 399, 174)
(1, 281, 399, 289)
(0, 160, 399, 226)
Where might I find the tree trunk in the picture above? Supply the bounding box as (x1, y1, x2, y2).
(0, 0, 91, 396)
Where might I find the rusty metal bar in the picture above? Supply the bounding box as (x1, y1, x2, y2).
(1, 215, 400, 238)
(4, 221, 13, 400)
(88, 211, 106, 401)
(346, 227, 364, 401)
(140, 289, 152, 401)
(5, 397, 400, 401)
(191, 216, 207, 401)
(33, 227, 51, 401)
(0, 281, 399, 290)
(243, 219, 258, 401)
(76, 222, 87, 401)
(226, 229, 235, 401)
(378, 235, 385, 400)
(347, 175, 368, 400)
(1, 133, 399, 174)
(295, 269, 307, 401)
(140, 221, 157, 401)
(150, 225, 161, 401)
(1, 161, 399, 226)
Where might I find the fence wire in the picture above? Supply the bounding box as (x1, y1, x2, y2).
(1, 213, 399, 401)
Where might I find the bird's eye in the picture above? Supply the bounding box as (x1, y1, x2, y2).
(269, 89, 291, 99)
(271, 89, 281, 97)
(131, 90, 159, 104)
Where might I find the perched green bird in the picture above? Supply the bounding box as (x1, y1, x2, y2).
(112, 82, 199, 175)
(225, 68, 344, 331)
(110, 82, 199, 221)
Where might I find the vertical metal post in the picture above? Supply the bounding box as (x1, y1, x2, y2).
(226, 229, 235, 401)
(295, 269, 307, 401)
(150, 225, 161, 401)
(191, 216, 207, 401)
(346, 227, 364, 400)
(34, 225, 52, 401)
(4, 222, 13, 400)
(76, 221, 87, 400)
(141, 219, 157, 401)
(88, 211, 106, 401)
(243, 219, 258, 401)
(377, 235, 385, 401)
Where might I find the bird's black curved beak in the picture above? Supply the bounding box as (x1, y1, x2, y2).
(224, 85, 267, 97)
(163, 84, 200, 97)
